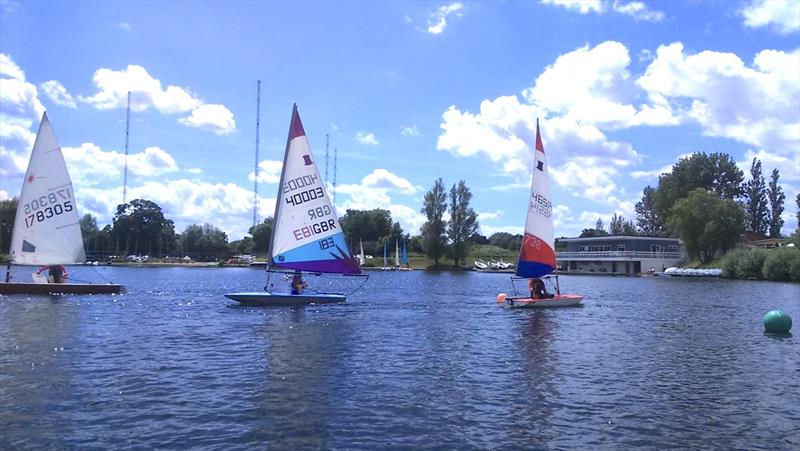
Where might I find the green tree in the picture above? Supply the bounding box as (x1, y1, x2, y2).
(489, 232, 522, 250)
(178, 223, 229, 261)
(579, 218, 610, 238)
(447, 180, 479, 266)
(654, 152, 744, 226)
(609, 214, 636, 236)
(420, 178, 448, 265)
(667, 189, 745, 263)
(743, 158, 769, 235)
(635, 186, 663, 235)
(112, 199, 175, 256)
(767, 169, 785, 238)
(249, 217, 273, 255)
(0, 198, 18, 253)
(79, 214, 99, 255)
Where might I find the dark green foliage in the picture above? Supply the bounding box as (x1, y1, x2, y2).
(579, 218, 610, 238)
(654, 152, 744, 227)
(722, 247, 800, 282)
(0, 198, 18, 252)
(178, 223, 229, 261)
(112, 199, 176, 256)
(667, 189, 745, 263)
(743, 158, 769, 235)
(635, 185, 663, 235)
(609, 213, 637, 236)
(447, 180, 479, 266)
(767, 169, 785, 238)
(420, 178, 448, 265)
(762, 248, 800, 281)
(489, 232, 522, 251)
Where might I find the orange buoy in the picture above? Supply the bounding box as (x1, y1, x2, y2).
(496, 293, 507, 303)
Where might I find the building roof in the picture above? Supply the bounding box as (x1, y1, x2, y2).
(558, 235, 682, 243)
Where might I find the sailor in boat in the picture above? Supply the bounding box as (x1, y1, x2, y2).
(528, 278, 553, 299)
(36, 265, 69, 284)
(290, 270, 308, 295)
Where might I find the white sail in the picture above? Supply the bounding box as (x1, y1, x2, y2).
(10, 113, 85, 265)
(359, 239, 365, 266)
(395, 239, 400, 267)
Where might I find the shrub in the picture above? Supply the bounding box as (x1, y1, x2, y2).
(735, 249, 767, 279)
(720, 248, 748, 278)
(762, 248, 798, 281)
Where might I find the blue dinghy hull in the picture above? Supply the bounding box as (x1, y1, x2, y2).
(224, 292, 346, 306)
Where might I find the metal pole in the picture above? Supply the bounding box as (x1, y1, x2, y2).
(333, 148, 338, 204)
(253, 80, 261, 227)
(123, 91, 130, 205)
(325, 134, 329, 183)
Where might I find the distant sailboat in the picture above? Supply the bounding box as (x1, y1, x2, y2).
(381, 241, 390, 270)
(225, 104, 365, 306)
(394, 239, 400, 268)
(499, 120, 582, 308)
(1, 113, 124, 295)
(400, 239, 412, 270)
(359, 239, 366, 267)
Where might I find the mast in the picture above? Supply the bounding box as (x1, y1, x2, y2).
(325, 134, 329, 183)
(333, 148, 338, 204)
(253, 80, 261, 227)
(122, 91, 130, 205)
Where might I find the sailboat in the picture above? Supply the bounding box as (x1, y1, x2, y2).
(0, 113, 124, 295)
(225, 104, 365, 306)
(359, 239, 366, 267)
(499, 119, 582, 308)
(381, 241, 390, 270)
(400, 239, 412, 270)
(394, 239, 400, 268)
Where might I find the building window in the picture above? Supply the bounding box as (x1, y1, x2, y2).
(617, 244, 625, 251)
(668, 245, 678, 252)
(651, 244, 664, 252)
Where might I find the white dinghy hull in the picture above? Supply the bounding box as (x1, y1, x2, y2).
(504, 294, 583, 308)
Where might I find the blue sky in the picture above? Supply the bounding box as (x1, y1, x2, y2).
(1, 0, 798, 240)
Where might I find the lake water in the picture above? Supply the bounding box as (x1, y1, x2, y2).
(1, 266, 798, 449)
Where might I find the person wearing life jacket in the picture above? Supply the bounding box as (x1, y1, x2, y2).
(528, 277, 553, 299)
(37, 265, 68, 283)
(290, 270, 308, 295)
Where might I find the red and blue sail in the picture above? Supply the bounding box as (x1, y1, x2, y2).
(516, 120, 556, 278)
(269, 105, 360, 274)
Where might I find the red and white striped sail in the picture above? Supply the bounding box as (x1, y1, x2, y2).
(515, 119, 556, 278)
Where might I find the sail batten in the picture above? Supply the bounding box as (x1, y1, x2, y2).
(269, 105, 360, 274)
(10, 113, 85, 265)
(516, 119, 556, 278)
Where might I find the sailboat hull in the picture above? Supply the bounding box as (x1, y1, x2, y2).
(224, 291, 346, 306)
(0, 282, 125, 295)
(504, 294, 583, 308)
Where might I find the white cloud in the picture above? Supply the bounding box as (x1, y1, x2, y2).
(478, 210, 504, 221)
(118, 21, 131, 31)
(741, 148, 800, 182)
(362, 169, 416, 194)
(62, 143, 179, 186)
(612, 1, 665, 22)
(480, 224, 523, 236)
(542, 0, 604, 14)
(427, 2, 464, 35)
(79, 64, 236, 134)
(523, 41, 677, 128)
(178, 103, 236, 135)
(740, 0, 800, 34)
(40, 80, 77, 108)
(638, 43, 800, 152)
(0, 53, 45, 181)
(249, 160, 283, 184)
(630, 164, 673, 179)
(401, 125, 419, 136)
(356, 131, 379, 145)
(186, 168, 202, 174)
(77, 179, 276, 241)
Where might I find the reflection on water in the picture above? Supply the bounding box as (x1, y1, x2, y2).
(1, 268, 798, 449)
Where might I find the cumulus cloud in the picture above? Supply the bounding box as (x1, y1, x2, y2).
(77, 179, 276, 241)
(356, 131, 379, 145)
(362, 169, 416, 194)
(62, 143, 179, 186)
(638, 43, 800, 152)
(178, 103, 236, 135)
(0, 53, 45, 180)
(118, 21, 131, 31)
(80, 64, 236, 134)
(523, 41, 677, 128)
(427, 2, 463, 35)
(40, 80, 77, 108)
(740, 0, 800, 34)
(543, 0, 664, 21)
(335, 169, 425, 234)
(248, 160, 283, 184)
